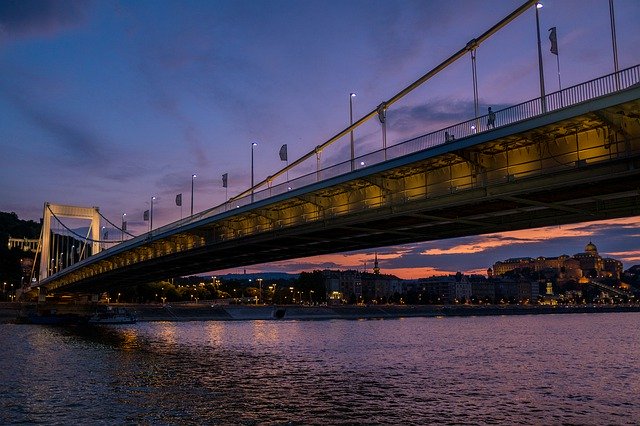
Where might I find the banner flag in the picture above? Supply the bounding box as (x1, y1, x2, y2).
(122, 221, 127, 231)
(549, 27, 558, 55)
(143, 210, 149, 221)
(279, 144, 288, 161)
(222, 173, 228, 188)
(175, 193, 182, 206)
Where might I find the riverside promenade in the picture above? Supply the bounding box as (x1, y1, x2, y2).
(2, 302, 639, 323)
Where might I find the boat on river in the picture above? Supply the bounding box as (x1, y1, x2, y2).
(88, 306, 137, 325)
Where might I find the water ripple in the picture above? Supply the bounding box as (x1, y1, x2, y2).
(1, 313, 639, 424)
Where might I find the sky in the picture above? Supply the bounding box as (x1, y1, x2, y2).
(1, 0, 640, 279)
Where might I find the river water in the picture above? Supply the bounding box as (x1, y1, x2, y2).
(1, 312, 638, 425)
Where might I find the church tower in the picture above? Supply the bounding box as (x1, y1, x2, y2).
(373, 252, 380, 275)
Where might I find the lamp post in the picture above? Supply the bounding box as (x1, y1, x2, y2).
(121, 213, 126, 242)
(349, 93, 356, 171)
(251, 142, 258, 202)
(150, 196, 156, 231)
(535, 2, 546, 113)
(257, 278, 263, 304)
(191, 174, 197, 216)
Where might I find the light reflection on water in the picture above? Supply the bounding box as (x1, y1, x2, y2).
(1, 313, 639, 425)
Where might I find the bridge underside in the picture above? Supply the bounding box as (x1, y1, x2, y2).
(46, 89, 640, 293)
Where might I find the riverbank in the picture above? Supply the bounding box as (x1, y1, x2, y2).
(2, 302, 639, 323)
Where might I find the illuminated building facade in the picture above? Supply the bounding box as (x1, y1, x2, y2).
(492, 242, 623, 280)
(8, 237, 39, 252)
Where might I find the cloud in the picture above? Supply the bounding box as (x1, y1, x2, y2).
(420, 219, 640, 256)
(382, 266, 457, 280)
(606, 250, 640, 263)
(0, 84, 109, 166)
(0, 0, 90, 39)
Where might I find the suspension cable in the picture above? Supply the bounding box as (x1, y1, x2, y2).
(97, 210, 136, 238)
(229, 0, 538, 201)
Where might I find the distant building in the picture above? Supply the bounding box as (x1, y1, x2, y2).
(493, 277, 539, 303)
(8, 237, 39, 253)
(322, 268, 401, 304)
(419, 273, 471, 303)
(492, 242, 623, 280)
(322, 269, 361, 303)
(362, 272, 401, 302)
(470, 276, 495, 302)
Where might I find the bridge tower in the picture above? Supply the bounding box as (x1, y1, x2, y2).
(38, 203, 101, 280)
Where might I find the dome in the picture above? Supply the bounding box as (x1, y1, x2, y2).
(584, 241, 598, 255)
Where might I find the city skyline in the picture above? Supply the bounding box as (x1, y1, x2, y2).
(2, 0, 640, 279)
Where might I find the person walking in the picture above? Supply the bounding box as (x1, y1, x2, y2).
(487, 107, 496, 129)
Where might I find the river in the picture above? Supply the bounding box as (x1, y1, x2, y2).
(1, 312, 638, 425)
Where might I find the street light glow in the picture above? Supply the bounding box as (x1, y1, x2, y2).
(191, 174, 197, 216)
(251, 142, 258, 202)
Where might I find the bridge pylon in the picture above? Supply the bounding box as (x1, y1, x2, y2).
(39, 203, 101, 280)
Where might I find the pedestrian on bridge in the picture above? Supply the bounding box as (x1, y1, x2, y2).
(487, 107, 496, 129)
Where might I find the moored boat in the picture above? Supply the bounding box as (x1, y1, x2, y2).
(88, 306, 137, 325)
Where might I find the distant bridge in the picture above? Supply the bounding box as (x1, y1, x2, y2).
(35, 64, 640, 294)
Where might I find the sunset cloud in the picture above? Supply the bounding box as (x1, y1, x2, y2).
(420, 219, 640, 256)
(606, 250, 640, 263)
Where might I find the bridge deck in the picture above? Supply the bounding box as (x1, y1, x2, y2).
(40, 82, 640, 293)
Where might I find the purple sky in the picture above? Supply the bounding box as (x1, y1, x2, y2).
(1, 0, 639, 278)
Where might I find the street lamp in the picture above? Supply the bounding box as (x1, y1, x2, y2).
(251, 142, 258, 202)
(150, 196, 156, 231)
(349, 93, 356, 171)
(535, 2, 546, 112)
(121, 213, 126, 242)
(191, 174, 197, 216)
(257, 278, 263, 304)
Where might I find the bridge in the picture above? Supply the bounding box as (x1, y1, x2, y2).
(28, 0, 640, 295)
(33, 63, 640, 294)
